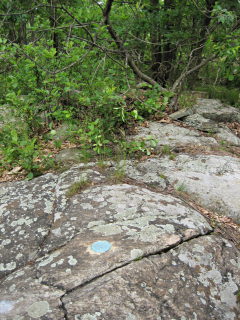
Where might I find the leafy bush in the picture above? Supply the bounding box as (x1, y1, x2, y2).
(0, 124, 40, 178)
(0, 37, 173, 178)
(133, 87, 173, 117)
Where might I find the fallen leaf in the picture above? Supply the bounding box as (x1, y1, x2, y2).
(8, 166, 22, 175)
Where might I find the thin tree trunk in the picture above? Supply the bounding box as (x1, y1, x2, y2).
(49, 0, 59, 55)
(103, 0, 166, 90)
(149, 0, 162, 83)
(161, 0, 177, 85)
(187, 0, 216, 87)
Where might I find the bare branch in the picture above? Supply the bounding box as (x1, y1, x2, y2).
(103, 0, 166, 90)
(172, 55, 216, 92)
(0, 5, 63, 16)
(59, 5, 95, 43)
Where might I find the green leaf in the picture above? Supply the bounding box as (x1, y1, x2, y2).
(27, 172, 34, 180)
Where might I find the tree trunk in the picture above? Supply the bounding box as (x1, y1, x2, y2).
(49, 0, 59, 55)
(161, 0, 177, 85)
(103, 0, 166, 90)
(187, 0, 216, 87)
(149, 0, 162, 83)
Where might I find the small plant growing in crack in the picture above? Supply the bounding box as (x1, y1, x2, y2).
(175, 182, 187, 193)
(110, 162, 126, 183)
(160, 145, 176, 160)
(161, 145, 171, 155)
(206, 129, 215, 136)
(169, 153, 176, 160)
(236, 290, 240, 303)
(159, 173, 167, 179)
(66, 178, 91, 197)
(134, 256, 143, 262)
(220, 140, 228, 146)
(97, 159, 110, 171)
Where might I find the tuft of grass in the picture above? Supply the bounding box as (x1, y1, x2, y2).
(160, 145, 176, 160)
(159, 173, 167, 179)
(161, 145, 171, 155)
(175, 183, 187, 193)
(236, 290, 240, 303)
(169, 153, 176, 160)
(219, 140, 228, 146)
(66, 178, 90, 197)
(110, 163, 126, 183)
(178, 92, 197, 109)
(97, 159, 109, 170)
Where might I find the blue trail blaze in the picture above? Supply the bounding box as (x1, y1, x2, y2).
(91, 241, 112, 253)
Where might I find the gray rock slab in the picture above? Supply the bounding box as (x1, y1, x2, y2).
(0, 173, 58, 279)
(124, 160, 167, 190)
(35, 184, 211, 290)
(183, 114, 219, 133)
(169, 108, 192, 120)
(41, 166, 109, 252)
(0, 182, 213, 319)
(191, 90, 209, 98)
(55, 148, 82, 163)
(0, 165, 107, 279)
(63, 235, 240, 320)
(0, 266, 64, 319)
(192, 99, 240, 122)
(125, 155, 240, 222)
(130, 122, 218, 149)
(215, 127, 240, 146)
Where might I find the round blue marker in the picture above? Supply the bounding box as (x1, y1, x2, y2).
(91, 241, 112, 253)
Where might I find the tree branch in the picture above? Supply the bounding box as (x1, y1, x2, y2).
(171, 55, 216, 92)
(60, 5, 95, 43)
(103, 0, 166, 90)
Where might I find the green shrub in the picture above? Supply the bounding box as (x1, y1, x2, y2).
(0, 124, 41, 179)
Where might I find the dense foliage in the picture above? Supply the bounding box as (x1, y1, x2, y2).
(0, 0, 239, 177)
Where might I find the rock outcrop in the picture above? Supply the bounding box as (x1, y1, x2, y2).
(0, 99, 240, 319)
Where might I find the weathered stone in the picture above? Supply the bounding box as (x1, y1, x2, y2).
(1, 98, 240, 320)
(125, 155, 240, 222)
(35, 184, 211, 290)
(191, 90, 209, 98)
(0, 165, 107, 278)
(63, 235, 240, 320)
(192, 99, 240, 122)
(40, 165, 109, 253)
(183, 114, 219, 133)
(0, 173, 58, 278)
(215, 127, 240, 146)
(0, 182, 214, 319)
(55, 147, 82, 163)
(169, 108, 192, 120)
(131, 122, 218, 149)
(124, 160, 167, 190)
(0, 266, 64, 319)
